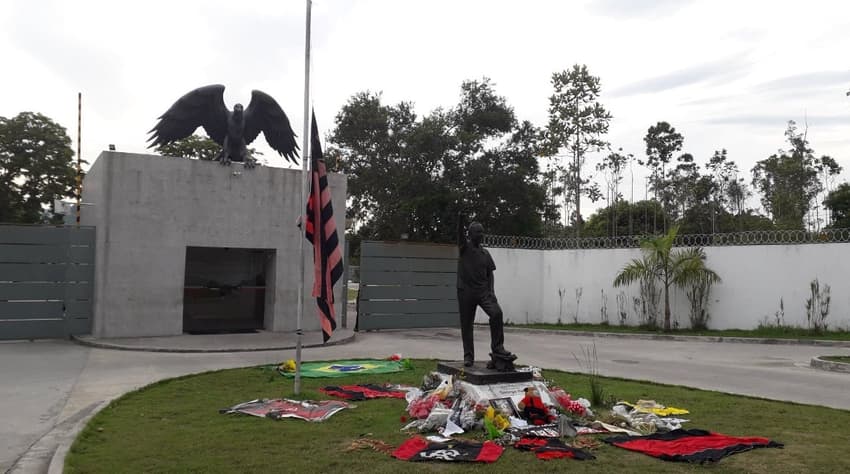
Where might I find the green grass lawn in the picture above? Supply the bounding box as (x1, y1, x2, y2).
(66, 360, 850, 473)
(512, 322, 850, 341)
(822, 355, 850, 363)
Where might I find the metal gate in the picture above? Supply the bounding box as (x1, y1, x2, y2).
(357, 241, 459, 330)
(0, 225, 95, 340)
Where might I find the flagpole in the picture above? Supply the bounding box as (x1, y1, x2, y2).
(76, 93, 82, 227)
(295, 0, 313, 396)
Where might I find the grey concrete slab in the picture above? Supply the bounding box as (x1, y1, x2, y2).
(0, 340, 90, 473)
(306, 328, 850, 411)
(73, 327, 354, 353)
(497, 331, 850, 411)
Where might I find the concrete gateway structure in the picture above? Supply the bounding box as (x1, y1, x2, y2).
(81, 151, 346, 338)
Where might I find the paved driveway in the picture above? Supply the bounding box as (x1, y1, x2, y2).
(0, 341, 90, 473)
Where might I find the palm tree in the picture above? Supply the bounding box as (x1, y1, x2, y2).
(613, 225, 720, 331)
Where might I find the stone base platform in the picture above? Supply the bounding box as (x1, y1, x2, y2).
(436, 360, 533, 385)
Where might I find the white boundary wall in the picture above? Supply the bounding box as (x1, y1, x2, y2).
(479, 243, 850, 330)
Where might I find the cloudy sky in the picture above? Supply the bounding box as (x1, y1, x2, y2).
(2, 0, 849, 215)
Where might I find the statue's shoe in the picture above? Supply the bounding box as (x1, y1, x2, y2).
(492, 346, 514, 357)
(486, 357, 517, 371)
(491, 351, 517, 362)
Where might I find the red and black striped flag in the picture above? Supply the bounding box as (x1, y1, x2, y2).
(603, 429, 783, 463)
(305, 113, 343, 342)
(393, 437, 504, 463)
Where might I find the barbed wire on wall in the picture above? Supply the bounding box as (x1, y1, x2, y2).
(484, 228, 850, 250)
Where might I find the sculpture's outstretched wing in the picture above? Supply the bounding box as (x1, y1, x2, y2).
(147, 85, 229, 148)
(244, 90, 299, 164)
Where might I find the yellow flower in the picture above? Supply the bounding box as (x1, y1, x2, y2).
(494, 414, 510, 431)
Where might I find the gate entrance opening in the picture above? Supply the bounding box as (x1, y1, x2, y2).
(183, 247, 273, 334)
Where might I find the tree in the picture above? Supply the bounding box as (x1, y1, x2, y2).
(583, 200, 667, 237)
(705, 149, 739, 232)
(0, 112, 76, 223)
(547, 64, 612, 236)
(154, 134, 221, 160)
(463, 121, 550, 236)
(332, 91, 449, 241)
(731, 211, 775, 231)
(540, 158, 565, 236)
(671, 150, 755, 234)
(155, 134, 264, 164)
(453, 79, 515, 155)
(595, 148, 631, 236)
(643, 121, 683, 230)
(666, 152, 700, 222)
(726, 178, 749, 217)
(613, 225, 720, 331)
(751, 121, 824, 230)
(814, 155, 842, 227)
(678, 203, 730, 235)
(332, 80, 550, 242)
(452, 80, 553, 238)
(824, 183, 850, 228)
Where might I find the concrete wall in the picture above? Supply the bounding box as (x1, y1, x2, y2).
(486, 244, 850, 330)
(82, 151, 347, 337)
(473, 248, 543, 325)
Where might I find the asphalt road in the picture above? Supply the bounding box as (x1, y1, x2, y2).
(2, 328, 848, 473)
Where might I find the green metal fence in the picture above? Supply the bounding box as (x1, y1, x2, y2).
(357, 241, 459, 330)
(0, 225, 95, 339)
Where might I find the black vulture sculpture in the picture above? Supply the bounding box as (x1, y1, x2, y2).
(148, 84, 299, 167)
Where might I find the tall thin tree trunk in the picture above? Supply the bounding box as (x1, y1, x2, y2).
(574, 93, 581, 238)
(652, 171, 657, 233)
(664, 278, 671, 331)
(661, 162, 667, 232)
(574, 143, 581, 238)
(644, 177, 649, 234)
(562, 159, 569, 229)
(711, 199, 717, 234)
(630, 161, 634, 236)
(612, 190, 617, 238)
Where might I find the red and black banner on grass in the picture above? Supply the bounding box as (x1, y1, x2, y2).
(305, 113, 343, 342)
(603, 429, 782, 463)
(319, 384, 408, 401)
(393, 437, 504, 463)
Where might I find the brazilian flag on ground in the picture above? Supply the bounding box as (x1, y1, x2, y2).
(278, 359, 411, 378)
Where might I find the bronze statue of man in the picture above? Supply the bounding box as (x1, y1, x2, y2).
(456, 216, 516, 370)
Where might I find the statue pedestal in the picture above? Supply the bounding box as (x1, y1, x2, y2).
(437, 360, 532, 385)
